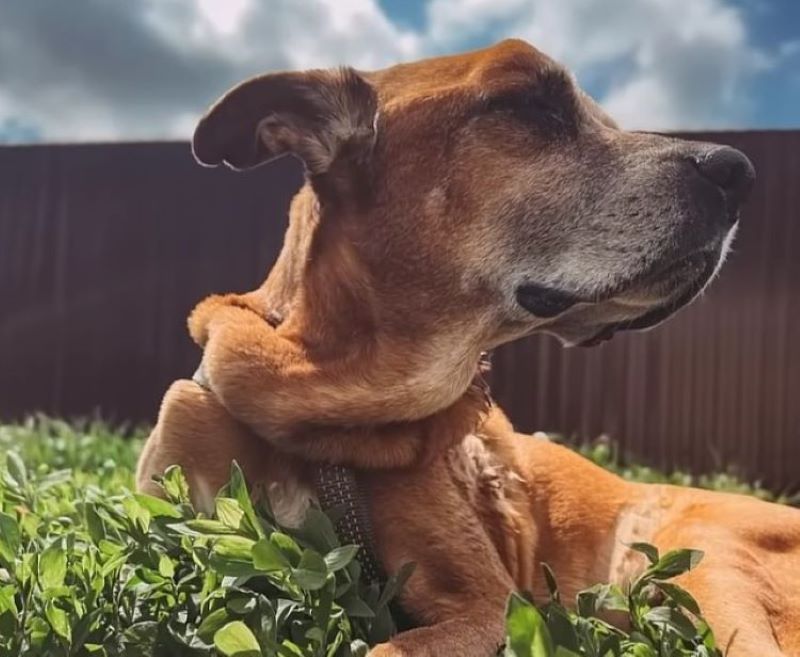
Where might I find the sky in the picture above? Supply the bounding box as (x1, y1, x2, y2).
(0, 0, 798, 144)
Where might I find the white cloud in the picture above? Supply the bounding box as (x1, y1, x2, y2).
(425, 0, 529, 46)
(424, 0, 769, 129)
(196, 0, 251, 36)
(0, 0, 419, 143)
(0, 0, 785, 142)
(779, 39, 800, 58)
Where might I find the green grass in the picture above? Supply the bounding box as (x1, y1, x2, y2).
(575, 435, 798, 505)
(0, 418, 781, 656)
(0, 418, 408, 657)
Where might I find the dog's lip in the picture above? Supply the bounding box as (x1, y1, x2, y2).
(516, 250, 713, 321)
(578, 323, 618, 347)
(577, 252, 718, 347)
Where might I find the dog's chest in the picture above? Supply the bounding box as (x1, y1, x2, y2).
(447, 434, 535, 589)
(256, 476, 318, 529)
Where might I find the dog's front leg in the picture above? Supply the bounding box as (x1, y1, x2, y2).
(368, 616, 506, 657)
(135, 379, 290, 512)
(363, 456, 516, 657)
(188, 295, 380, 435)
(189, 299, 484, 469)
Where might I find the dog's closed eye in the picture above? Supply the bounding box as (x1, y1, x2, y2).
(483, 71, 577, 131)
(515, 284, 580, 318)
(485, 90, 563, 124)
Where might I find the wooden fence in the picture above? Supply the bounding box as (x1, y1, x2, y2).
(1, 132, 798, 489)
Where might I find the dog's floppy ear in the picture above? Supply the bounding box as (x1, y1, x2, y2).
(192, 67, 378, 176)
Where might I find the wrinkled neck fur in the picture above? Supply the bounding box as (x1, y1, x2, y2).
(259, 186, 378, 354)
(255, 185, 483, 426)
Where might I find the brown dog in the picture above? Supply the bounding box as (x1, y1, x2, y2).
(137, 40, 800, 656)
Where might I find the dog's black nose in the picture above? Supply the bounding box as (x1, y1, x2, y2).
(694, 146, 756, 208)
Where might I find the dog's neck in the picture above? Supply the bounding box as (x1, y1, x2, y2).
(252, 186, 484, 427)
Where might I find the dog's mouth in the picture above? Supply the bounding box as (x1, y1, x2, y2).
(577, 251, 719, 346)
(515, 249, 721, 347)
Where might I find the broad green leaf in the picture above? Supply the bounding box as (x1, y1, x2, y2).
(697, 618, 719, 651)
(198, 607, 231, 642)
(629, 542, 660, 565)
(229, 462, 265, 539)
(45, 601, 72, 642)
(577, 583, 627, 617)
(642, 606, 698, 641)
(292, 549, 329, 591)
(326, 630, 345, 657)
(122, 621, 159, 654)
(132, 493, 182, 519)
(252, 537, 290, 571)
(29, 615, 50, 646)
(305, 626, 325, 643)
(161, 465, 191, 503)
(254, 596, 277, 647)
(369, 603, 396, 646)
(19, 552, 35, 586)
(100, 550, 129, 577)
(39, 541, 68, 589)
(83, 503, 106, 543)
(553, 648, 581, 657)
(505, 592, 554, 657)
(541, 563, 560, 602)
(6, 451, 28, 488)
(624, 643, 657, 657)
(176, 518, 238, 536)
(20, 511, 41, 539)
(214, 620, 262, 656)
(0, 609, 17, 641)
(544, 606, 579, 653)
(277, 642, 304, 657)
(227, 596, 257, 615)
(295, 507, 339, 552)
(0, 585, 18, 616)
(324, 545, 359, 572)
(0, 512, 20, 565)
(270, 532, 302, 565)
(597, 634, 623, 656)
(645, 549, 704, 581)
(217, 497, 246, 530)
(158, 553, 175, 578)
(37, 469, 72, 491)
(214, 535, 256, 561)
(207, 552, 260, 578)
(655, 581, 701, 615)
(70, 608, 104, 651)
(339, 593, 376, 618)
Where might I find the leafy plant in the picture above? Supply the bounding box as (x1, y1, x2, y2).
(503, 544, 720, 657)
(0, 418, 780, 656)
(0, 418, 411, 657)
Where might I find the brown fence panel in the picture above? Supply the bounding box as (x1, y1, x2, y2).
(0, 142, 300, 422)
(1, 133, 798, 489)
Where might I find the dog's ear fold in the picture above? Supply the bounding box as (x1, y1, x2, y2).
(192, 67, 378, 177)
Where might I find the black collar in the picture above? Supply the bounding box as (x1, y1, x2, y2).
(314, 463, 385, 584)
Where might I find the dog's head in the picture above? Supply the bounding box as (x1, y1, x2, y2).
(193, 39, 754, 352)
